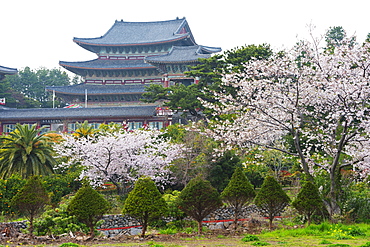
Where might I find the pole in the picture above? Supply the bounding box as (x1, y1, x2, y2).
(85, 89, 88, 108)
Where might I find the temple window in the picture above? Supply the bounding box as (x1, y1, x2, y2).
(3, 124, 17, 133)
(128, 122, 143, 130)
(149, 121, 164, 130)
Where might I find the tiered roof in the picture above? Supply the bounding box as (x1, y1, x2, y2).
(0, 65, 17, 80)
(47, 83, 146, 95)
(145, 45, 222, 64)
(59, 59, 157, 75)
(74, 17, 196, 50)
(0, 105, 156, 120)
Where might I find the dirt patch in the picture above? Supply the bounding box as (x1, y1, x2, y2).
(0, 229, 256, 246)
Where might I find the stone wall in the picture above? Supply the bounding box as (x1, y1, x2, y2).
(98, 205, 260, 237)
(1, 205, 261, 237)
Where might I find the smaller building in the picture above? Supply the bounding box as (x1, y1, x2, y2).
(0, 105, 166, 133)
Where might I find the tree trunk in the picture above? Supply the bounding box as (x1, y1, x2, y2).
(326, 166, 341, 218)
(269, 216, 273, 229)
(233, 206, 239, 231)
(197, 220, 203, 235)
(141, 216, 148, 238)
(28, 214, 34, 236)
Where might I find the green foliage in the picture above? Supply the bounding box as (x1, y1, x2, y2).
(67, 183, 110, 237)
(11, 176, 50, 234)
(72, 121, 97, 139)
(143, 44, 272, 119)
(4, 67, 71, 108)
(319, 239, 332, 244)
(42, 171, 82, 205)
(0, 174, 26, 216)
(221, 167, 255, 229)
(59, 243, 80, 247)
(241, 234, 260, 242)
(327, 244, 350, 247)
(251, 241, 270, 246)
(342, 182, 370, 223)
(254, 176, 290, 228)
(0, 124, 57, 179)
(221, 167, 255, 205)
(292, 181, 324, 225)
(122, 177, 167, 237)
(177, 175, 222, 234)
(34, 195, 89, 236)
(360, 242, 370, 247)
(169, 128, 216, 187)
(208, 150, 242, 192)
(162, 190, 186, 220)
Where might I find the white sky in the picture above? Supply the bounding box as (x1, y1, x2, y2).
(1, 0, 369, 72)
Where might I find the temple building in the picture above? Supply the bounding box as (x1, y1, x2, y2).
(0, 18, 221, 133)
(49, 17, 221, 107)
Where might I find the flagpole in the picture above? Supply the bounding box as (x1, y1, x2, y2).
(52, 90, 55, 108)
(85, 89, 88, 108)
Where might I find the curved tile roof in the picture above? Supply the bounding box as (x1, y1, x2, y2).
(46, 83, 147, 95)
(0, 105, 157, 120)
(74, 17, 196, 47)
(0, 65, 18, 75)
(59, 59, 157, 70)
(145, 45, 222, 64)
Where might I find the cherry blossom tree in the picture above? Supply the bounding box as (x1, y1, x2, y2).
(54, 129, 183, 194)
(203, 37, 370, 216)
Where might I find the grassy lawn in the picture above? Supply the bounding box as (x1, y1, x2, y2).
(82, 223, 370, 247)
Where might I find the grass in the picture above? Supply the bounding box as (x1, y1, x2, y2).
(6, 222, 370, 247)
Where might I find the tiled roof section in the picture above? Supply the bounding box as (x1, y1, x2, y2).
(0, 106, 156, 120)
(59, 59, 157, 70)
(0, 65, 18, 75)
(46, 83, 147, 95)
(73, 18, 196, 46)
(145, 45, 221, 64)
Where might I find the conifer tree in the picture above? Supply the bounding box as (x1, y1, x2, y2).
(177, 175, 222, 234)
(67, 182, 110, 238)
(292, 181, 324, 225)
(11, 176, 50, 235)
(254, 176, 290, 229)
(122, 177, 167, 237)
(221, 167, 255, 230)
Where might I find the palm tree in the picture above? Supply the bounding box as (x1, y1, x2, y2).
(0, 124, 56, 179)
(72, 121, 97, 139)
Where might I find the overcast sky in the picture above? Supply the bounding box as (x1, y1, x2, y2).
(1, 0, 369, 72)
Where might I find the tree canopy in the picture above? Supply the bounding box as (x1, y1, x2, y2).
(202, 34, 370, 216)
(11, 176, 50, 235)
(122, 177, 167, 237)
(141, 44, 273, 120)
(3, 67, 78, 108)
(67, 182, 110, 237)
(177, 175, 222, 234)
(0, 124, 57, 179)
(254, 176, 290, 229)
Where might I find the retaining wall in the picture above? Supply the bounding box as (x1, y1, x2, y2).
(1, 205, 261, 237)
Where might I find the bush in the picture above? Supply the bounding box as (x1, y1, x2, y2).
(0, 174, 26, 217)
(122, 177, 167, 237)
(59, 243, 80, 247)
(241, 234, 260, 242)
(254, 176, 290, 229)
(34, 195, 89, 236)
(11, 176, 50, 235)
(177, 175, 222, 234)
(292, 181, 324, 225)
(67, 182, 110, 237)
(221, 167, 255, 230)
